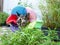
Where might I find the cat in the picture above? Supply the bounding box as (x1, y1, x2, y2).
(16, 12, 30, 27)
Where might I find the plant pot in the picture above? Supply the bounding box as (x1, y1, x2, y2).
(40, 26, 47, 35)
(41, 26, 60, 42)
(56, 27, 60, 39)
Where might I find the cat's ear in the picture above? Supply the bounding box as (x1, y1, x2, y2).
(16, 12, 21, 16)
(27, 13, 30, 15)
(26, 13, 30, 18)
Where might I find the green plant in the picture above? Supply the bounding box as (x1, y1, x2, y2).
(0, 29, 43, 45)
(18, 0, 33, 8)
(0, 28, 59, 45)
(39, 0, 60, 29)
(0, 12, 8, 26)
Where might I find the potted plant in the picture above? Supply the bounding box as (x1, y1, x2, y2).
(39, 0, 60, 40)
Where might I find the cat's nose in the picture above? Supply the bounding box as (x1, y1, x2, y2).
(22, 20, 26, 23)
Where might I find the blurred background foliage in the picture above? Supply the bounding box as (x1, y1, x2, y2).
(39, 0, 60, 29)
(0, 12, 8, 26)
(18, 0, 33, 8)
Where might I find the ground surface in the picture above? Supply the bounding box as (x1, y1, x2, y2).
(0, 26, 11, 36)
